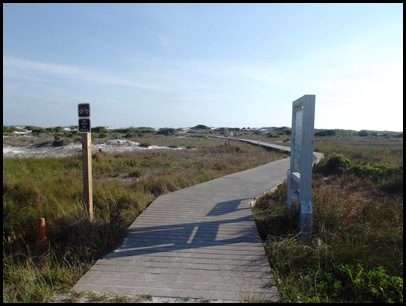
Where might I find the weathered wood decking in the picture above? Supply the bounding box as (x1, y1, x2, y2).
(72, 141, 322, 302)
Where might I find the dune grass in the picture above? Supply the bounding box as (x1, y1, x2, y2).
(3, 138, 287, 303)
(3, 134, 402, 303)
(252, 139, 403, 303)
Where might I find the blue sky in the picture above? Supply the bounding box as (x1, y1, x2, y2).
(3, 3, 403, 131)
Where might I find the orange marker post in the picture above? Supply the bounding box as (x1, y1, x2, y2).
(35, 217, 48, 254)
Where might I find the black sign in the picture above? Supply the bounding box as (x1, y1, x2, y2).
(78, 118, 91, 133)
(78, 103, 90, 117)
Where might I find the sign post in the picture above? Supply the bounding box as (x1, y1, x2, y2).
(287, 95, 315, 242)
(78, 103, 93, 222)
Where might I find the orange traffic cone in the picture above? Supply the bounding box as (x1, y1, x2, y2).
(35, 217, 47, 254)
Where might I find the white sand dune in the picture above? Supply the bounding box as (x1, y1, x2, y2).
(3, 139, 185, 159)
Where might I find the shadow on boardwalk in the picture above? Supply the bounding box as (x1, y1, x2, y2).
(73, 150, 309, 302)
(106, 198, 262, 260)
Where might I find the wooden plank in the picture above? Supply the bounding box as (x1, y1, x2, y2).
(73, 149, 292, 302)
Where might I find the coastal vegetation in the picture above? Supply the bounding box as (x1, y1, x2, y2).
(3, 125, 403, 303)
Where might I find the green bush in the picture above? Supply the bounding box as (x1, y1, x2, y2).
(124, 131, 137, 138)
(92, 126, 108, 133)
(157, 128, 177, 135)
(3, 125, 12, 133)
(316, 154, 352, 175)
(266, 131, 279, 138)
(358, 130, 369, 137)
(30, 127, 47, 135)
(336, 264, 403, 303)
(315, 129, 337, 137)
(348, 163, 393, 180)
(139, 142, 151, 148)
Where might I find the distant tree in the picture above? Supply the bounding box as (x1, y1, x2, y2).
(358, 130, 369, 137)
(266, 131, 279, 138)
(315, 129, 337, 137)
(215, 127, 229, 136)
(191, 124, 209, 130)
(92, 126, 108, 133)
(31, 127, 46, 135)
(273, 126, 291, 135)
(157, 128, 177, 136)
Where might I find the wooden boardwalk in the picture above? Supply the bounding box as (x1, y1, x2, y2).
(72, 141, 323, 302)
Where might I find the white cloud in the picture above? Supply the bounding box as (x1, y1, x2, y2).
(3, 56, 172, 92)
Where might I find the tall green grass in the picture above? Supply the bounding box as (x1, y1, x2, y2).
(3, 140, 286, 302)
(313, 136, 403, 167)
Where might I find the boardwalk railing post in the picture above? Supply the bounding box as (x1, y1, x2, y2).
(287, 95, 315, 242)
